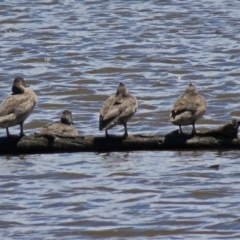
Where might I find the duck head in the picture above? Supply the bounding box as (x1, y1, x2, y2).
(12, 76, 27, 94)
(116, 82, 129, 97)
(61, 110, 74, 125)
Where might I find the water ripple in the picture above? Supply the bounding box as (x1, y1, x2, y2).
(1, 0, 240, 239)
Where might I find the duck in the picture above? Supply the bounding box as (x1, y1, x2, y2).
(169, 83, 206, 135)
(99, 82, 138, 138)
(34, 110, 79, 139)
(0, 76, 37, 137)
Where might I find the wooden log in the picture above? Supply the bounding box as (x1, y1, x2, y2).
(0, 119, 239, 155)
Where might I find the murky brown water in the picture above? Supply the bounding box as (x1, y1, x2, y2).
(1, 0, 240, 239)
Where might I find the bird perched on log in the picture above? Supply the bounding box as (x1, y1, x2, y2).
(169, 83, 206, 135)
(0, 76, 37, 137)
(34, 110, 79, 139)
(99, 83, 138, 138)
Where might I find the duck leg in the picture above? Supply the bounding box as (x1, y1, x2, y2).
(179, 125, 183, 134)
(20, 122, 24, 136)
(105, 129, 109, 138)
(123, 123, 128, 138)
(6, 128, 10, 137)
(191, 122, 196, 135)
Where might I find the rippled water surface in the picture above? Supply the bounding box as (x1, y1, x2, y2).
(1, 0, 240, 239)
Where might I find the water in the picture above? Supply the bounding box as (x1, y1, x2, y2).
(1, 0, 240, 239)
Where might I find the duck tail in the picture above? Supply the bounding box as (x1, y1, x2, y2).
(99, 116, 115, 131)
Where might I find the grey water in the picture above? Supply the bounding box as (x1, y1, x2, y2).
(1, 0, 240, 239)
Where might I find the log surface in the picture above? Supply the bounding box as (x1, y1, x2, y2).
(0, 120, 240, 155)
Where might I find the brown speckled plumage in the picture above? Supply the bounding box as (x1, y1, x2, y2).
(0, 77, 37, 137)
(169, 83, 206, 134)
(99, 83, 138, 137)
(35, 110, 79, 139)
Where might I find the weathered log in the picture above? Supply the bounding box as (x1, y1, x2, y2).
(0, 120, 239, 155)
